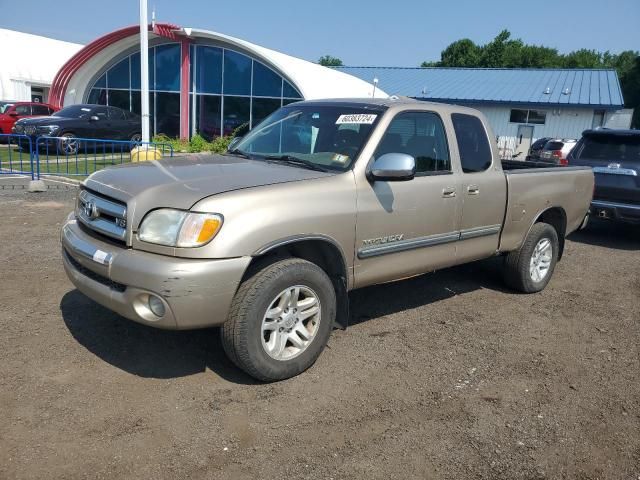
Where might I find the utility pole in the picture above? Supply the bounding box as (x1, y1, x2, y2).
(139, 0, 150, 142)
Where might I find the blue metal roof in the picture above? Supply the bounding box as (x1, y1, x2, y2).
(335, 67, 624, 109)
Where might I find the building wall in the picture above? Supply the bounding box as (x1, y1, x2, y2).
(469, 105, 597, 158)
(0, 29, 81, 102)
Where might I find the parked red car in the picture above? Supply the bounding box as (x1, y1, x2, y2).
(0, 101, 58, 135)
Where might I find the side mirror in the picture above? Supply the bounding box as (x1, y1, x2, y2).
(90, 115, 100, 122)
(368, 153, 416, 181)
(9, 112, 18, 117)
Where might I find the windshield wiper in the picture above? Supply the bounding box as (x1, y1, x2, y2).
(264, 155, 330, 172)
(226, 148, 252, 159)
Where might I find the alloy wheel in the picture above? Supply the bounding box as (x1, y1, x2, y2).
(261, 285, 321, 361)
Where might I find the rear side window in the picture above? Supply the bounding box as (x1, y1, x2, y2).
(451, 113, 492, 173)
(577, 135, 640, 164)
(32, 105, 51, 115)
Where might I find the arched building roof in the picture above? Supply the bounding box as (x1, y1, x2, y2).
(50, 23, 386, 108)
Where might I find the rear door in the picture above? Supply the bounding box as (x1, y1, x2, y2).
(570, 133, 640, 205)
(451, 113, 507, 264)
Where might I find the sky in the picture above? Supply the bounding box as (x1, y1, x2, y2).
(1, 0, 638, 66)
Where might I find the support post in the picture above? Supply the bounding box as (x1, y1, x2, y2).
(139, 0, 150, 142)
(180, 38, 190, 140)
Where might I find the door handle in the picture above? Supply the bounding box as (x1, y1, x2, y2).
(467, 185, 480, 195)
(442, 187, 456, 198)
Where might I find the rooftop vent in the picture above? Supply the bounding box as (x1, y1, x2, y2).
(562, 88, 571, 95)
(543, 87, 551, 95)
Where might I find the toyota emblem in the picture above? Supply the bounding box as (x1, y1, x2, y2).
(83, 201, 98, 220)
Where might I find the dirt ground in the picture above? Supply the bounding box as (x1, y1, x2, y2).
(1, 180, 639, 480)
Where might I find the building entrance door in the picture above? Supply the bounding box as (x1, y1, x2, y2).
(514, 125, 534, 160)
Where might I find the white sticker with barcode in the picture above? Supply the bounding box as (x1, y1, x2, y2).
(335, 114, 377, 125)
(92, 249, 109, 265)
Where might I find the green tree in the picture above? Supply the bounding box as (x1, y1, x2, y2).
(479, 29, 512, 67)
(438, 39, 481, 67)
(562, 49, 602, 68)
(318, 55, 343, 67)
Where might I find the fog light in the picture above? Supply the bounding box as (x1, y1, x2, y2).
(148, 295, 166, 317)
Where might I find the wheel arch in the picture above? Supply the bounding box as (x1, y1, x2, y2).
(531, 206, 567, 260)
(248, 235, 351, 328)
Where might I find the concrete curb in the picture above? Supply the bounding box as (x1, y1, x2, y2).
(41, 175, 82, 185)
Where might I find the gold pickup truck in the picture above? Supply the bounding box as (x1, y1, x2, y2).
(61, 98, 593, 381)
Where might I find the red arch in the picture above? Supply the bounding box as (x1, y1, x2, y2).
(49, 23, 179, 108)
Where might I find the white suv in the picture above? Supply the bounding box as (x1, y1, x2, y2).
(540, 139, 577, 165)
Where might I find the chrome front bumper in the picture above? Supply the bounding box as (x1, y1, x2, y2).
(61, 213, 251, 330)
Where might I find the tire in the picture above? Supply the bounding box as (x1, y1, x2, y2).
(221, 257, 336, 381)
(57, 133, 78, 156)
(130, 133, 142, 143)
(503, 222, 559, 293)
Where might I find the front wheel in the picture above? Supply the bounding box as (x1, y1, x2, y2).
(503, 222, 559, 293)
(57, 133, 78, 156)
(221, 258, 336, 381)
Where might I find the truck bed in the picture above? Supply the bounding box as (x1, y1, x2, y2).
(498, 164, 594, 253)
(501, 159, 562, 171)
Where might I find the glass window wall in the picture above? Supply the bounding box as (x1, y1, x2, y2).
(87, 42, 303, 139)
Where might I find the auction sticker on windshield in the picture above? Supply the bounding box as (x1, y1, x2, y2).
(336, 114, 377, 125)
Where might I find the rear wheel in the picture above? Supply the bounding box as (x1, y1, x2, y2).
(221, 258, 336, 381)
(130, 133, 142, 143)
(57, 133, 78, 156)
(504, 222, 559, 293)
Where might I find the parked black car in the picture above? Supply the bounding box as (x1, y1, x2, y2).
(526, 137, 552, 161)
(12, 104, 141, 155)
(569, 129, 640, 224)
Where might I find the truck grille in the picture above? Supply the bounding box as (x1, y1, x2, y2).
(76, 189, 127, 244)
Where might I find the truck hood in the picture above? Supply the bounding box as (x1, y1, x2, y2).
(84, 153, 337, 218)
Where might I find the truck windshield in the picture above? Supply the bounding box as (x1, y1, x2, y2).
(233, 104, 385, 171)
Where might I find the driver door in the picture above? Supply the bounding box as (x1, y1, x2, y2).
(354, 111, 461, 288)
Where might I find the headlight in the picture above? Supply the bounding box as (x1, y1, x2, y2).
(138, 209, 223, 248)
(37, 125, 60, 134)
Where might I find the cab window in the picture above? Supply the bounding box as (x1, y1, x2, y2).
(374, 111, 450, 174)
